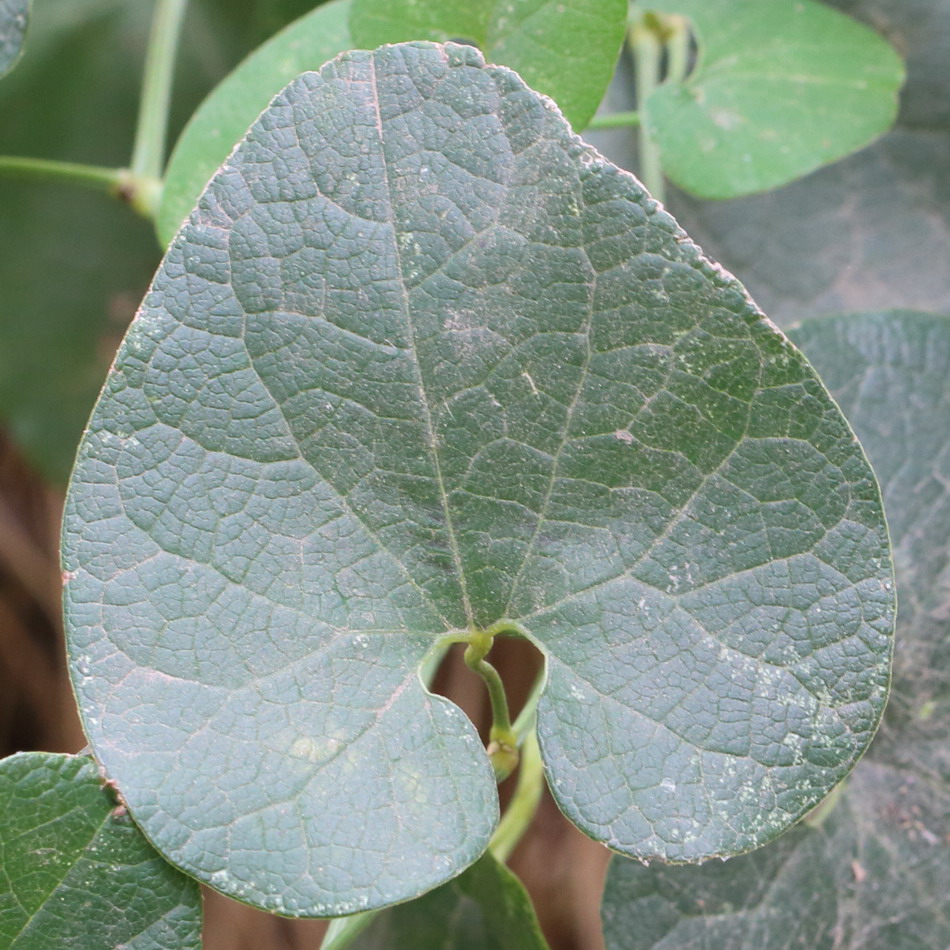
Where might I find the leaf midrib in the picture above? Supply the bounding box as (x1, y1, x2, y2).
(366, 51, 476, 628)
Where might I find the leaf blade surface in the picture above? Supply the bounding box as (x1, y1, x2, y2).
(64, 42, 893, 915)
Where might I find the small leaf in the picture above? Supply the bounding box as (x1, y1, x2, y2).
(601, 310, 950, 950)
(158, 0, 354, 246)
(0, 752, 202, 950)
(351, 851, 551, 950)
(0, 0, 29, 76)
(348, 0, 627, 128)
(591, 0, 950, 327)
(642, 0, 904, 198)
(63, 42, 893, 916)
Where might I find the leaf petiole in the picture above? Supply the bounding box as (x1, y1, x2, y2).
(464, 630, 519, 781)
(587, 109, 641, 130)
(630, 14, 665, 201)
(130, 0, 190, 184)
(0, 157, 161, 217)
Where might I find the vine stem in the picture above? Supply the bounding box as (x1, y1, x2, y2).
(587, 110, 641, 130)
(630, 17, 665, 202)
(0, 156, 122, 193)
(130, 0, 190, 184)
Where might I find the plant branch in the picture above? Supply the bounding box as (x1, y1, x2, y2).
(489, 728, 544, 863)
(0, 156, 123, 193)
(587, 110, 642, 130)
(130, 0, 190, 182)
(630, 17, 665, 202)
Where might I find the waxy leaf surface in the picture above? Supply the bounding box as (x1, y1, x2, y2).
(349, 0, 627, 128)
(0, 753, 201, 950)
(0, 0, 28, 75)
(602, 311, 950, 950)
(158, 0, 354, 246)
(351, 851, 550, 950)
(63, 42, 893, 916)
(642, 0, 903, 198)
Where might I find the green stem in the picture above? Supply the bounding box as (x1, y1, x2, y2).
(0, 156, 124, 192)
(130, 0, 190, 182)
(0, 157, 161, 217)
(489, 728, 544, 863)
(630, 18, 665, 202)
(665, 14, 691, 85)
(321, 912, 375, 950)
(587, 110, 641, 131)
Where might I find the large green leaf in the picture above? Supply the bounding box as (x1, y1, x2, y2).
(348, 0, 627, 129)
(158, 0, 354, 246)
(601, 311, 950, 950)
(649, 0, 950, 326)
(0, 0, 28, 75)
(350, 851, 551, 949)
(0, 752, 201, 950)
(641, 0, 904, 198)
(63, 42, 893, 916)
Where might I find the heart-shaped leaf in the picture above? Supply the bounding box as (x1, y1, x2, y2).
(158, 0, 354, 246)
(349, 851, 551, 950)
(0, 752, 201, 950)
(348, 0, 627, 129)
(641, 0, 904, 198)
(601, 310, 950, 950)
(0, 0, 29, 76)
(63, 42, 893, 916)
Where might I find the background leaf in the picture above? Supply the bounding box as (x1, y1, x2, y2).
(0, 752, 201, 950)
(645, 0, 950, 326)
(640, 0, 904, 198)
(601, 310, 950, 950)
(158, 0, 354, 246)
(0, 0, 29, 76)
(63, 41, 892, 916)
(348, 0, 628, 128)
(351, 851, 551, 950)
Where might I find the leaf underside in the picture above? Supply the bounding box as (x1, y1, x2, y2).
(602, 311, 950, 949)
(643, 0, 904, 198)
(0, 752, 201, 950)
(63, 42, 893, 916)
(0, 0, 28, 76)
